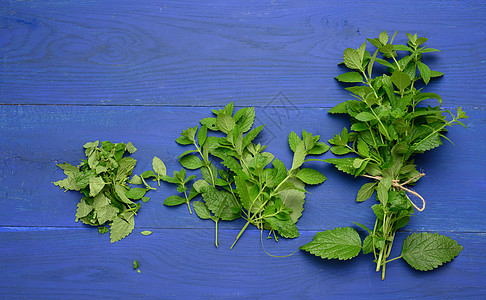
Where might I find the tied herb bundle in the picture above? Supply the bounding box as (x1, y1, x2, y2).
(53, 141, 153, 243)
(163, 103, 329, 248)
(300, 31, 466, 279)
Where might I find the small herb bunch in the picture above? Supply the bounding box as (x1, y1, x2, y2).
(300, 31, 466, 279)
(163, 103, 329, 248)
(53, 141, 154, 243)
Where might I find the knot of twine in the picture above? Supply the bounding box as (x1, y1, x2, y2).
(362, 173, 426, 212)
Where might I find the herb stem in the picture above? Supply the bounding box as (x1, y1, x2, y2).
(230, 220, 251, 249)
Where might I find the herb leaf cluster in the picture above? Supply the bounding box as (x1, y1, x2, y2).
(163, 103, 329, 248)
(53, 141, 153, 243)
(300, 31, 465, 279)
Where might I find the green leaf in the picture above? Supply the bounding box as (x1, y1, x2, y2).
(325, 158, 356, 175)
(53, 173, 80, 191)
(164, 195, 186, 206)
(114, 183, 133, 204)
(234, 107, 255, 133)
(243, 125, 264, 148)
(133, 259, 139, 270)
(291, 141, 306, 170)
(295, 168, 327, 185)
(308, 142, 330, 155)
(126, 188, 147, 200)
(126, 142, 137, 154)
(179, 155, 204, 170)
(216, 113, 235, 134)
(356, 182, 377, 202)
(330, 146, 351, 155)
(300, 227, 362, 260)
(288, 131, 301, 153)
(343, 48, 362, 70)
(379, 30, 389, 45)
(175, 136, 193, 145)
(362, 235, 373, 254)
(141, 231, 152, 236)
(75, 198, 93, 221)
(152, 157, 167, 176)
(335, 72, 364, 83)
(193, 201, 212, 219)
(391, 70, 411, 90)
(413, 133, 442, 152)
(401, 232, 463, 271)
(140, 170, 156, 179)
(417, 61, 431, 84)
(355, 112, 376, 122)
(357, 140, 370, 157)
(130, 175, 143, 185)
(110, 212, 135, 243)
(202, 187, 239, 221)
(116, 157, 137, 182)
(264, 217, 299, 238)
(278, 189, 305, 223)
(98, 227, 109, 234)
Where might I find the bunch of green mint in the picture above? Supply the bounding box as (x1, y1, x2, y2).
(161, 103, 329, 248)
(300, 31, 465, 279)
(53, 141, 153, 243)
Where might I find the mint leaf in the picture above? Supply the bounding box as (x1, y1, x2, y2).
(335, 72, 364, 83)
(179, 155, 204, 170)
(300, 227, 362, 260)
(401, 233, 463, 271)
(234, 107, 255, 133)
(278, 189, 305, 223)
(110, 213, 135, 243)
(356, 182, 377, 202)
(391, 70, 411, 90)
(291, 140, 306, 170)
(164, 195, 186, 206)
(343, 48, 362, 71)
(355, 112, 376, 122)
(288, 131, 301, 153)
(296, 168, 326, 185)
(141, 231, 152, 236)
(152, 156, 167, 176)
(193, 201, 212, 219)
(325, 158, 356, 175)
(264, 217, 299, 238)
(216, 113, 235, 134)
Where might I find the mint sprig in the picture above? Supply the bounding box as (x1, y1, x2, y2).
(301, 31, 465, 279)
(162, 103, 329, 248)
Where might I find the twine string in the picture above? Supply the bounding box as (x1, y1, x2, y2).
(362, 173, 426, 212)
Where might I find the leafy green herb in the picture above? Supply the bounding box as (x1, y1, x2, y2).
(301, 31, 465, 279)
(141, 230, 152, 236)
(133, 259, 141, 273)
(53, 141, 153, 243)
(164, 103, 329, 248)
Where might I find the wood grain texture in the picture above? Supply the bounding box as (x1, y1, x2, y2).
(1, 228, 485, 299)
(1, 0, 486, 298)
(0, 0, 485, 107)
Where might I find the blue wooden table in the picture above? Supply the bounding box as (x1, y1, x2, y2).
(1, 1, 485, 298)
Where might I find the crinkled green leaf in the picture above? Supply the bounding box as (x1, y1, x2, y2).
(401, 232, 463, 271)
(110, 212, 135, 243)
(300, 227, 362, 260)
(264, 217, 299, 238)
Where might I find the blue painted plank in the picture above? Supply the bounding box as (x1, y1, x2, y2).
(0, 228, 484, 299)
(0, 105, 484, 234)
(0, 0, 485, 107)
